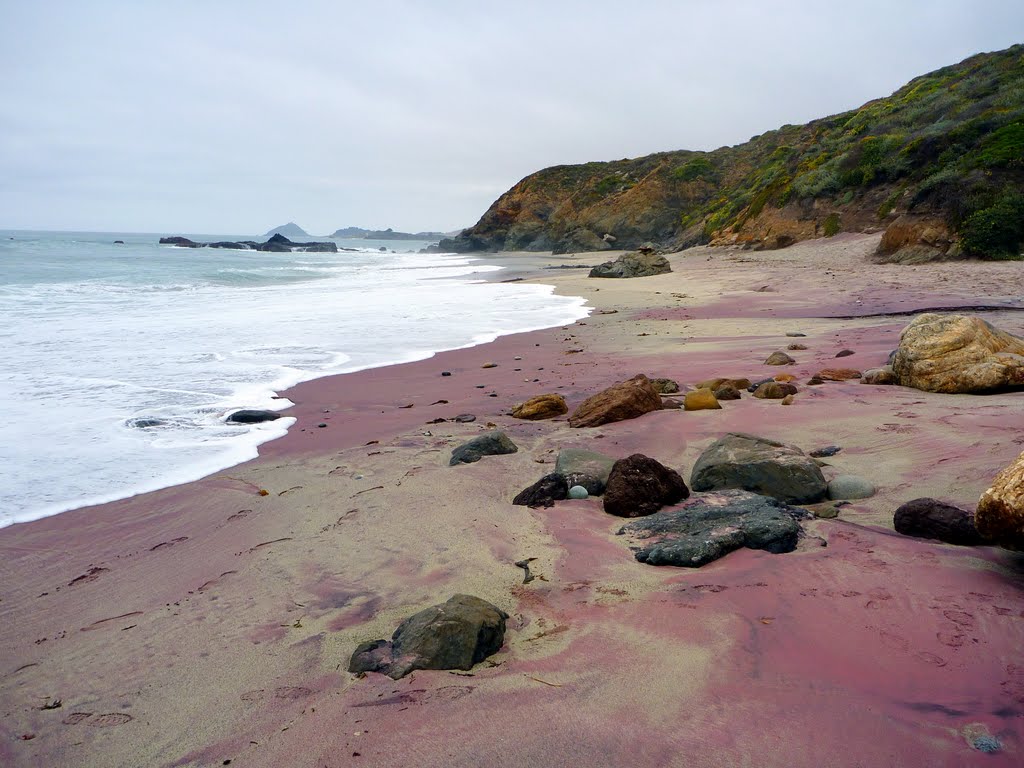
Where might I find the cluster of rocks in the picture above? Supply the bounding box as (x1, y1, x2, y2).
(159, 233, 339, 252)
(588, 247, 671, 279)
(348, 311, 1024, 680)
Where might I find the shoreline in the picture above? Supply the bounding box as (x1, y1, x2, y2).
(2, 234, 1024, 767)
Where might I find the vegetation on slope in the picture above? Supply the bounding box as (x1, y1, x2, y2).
(441, 45, 1024, 259)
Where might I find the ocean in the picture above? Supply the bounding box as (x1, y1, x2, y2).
(0, 230, 589, 528)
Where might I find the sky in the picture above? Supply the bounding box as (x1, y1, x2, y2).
(1, 1, 1023, 236)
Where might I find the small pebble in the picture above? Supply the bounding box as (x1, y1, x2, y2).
(835, 349, 855, 358)
(475, 384, 485, 388)
(488, 393, 498, 397)
(441, 371, 452, 377)
(809, 445, 842, 458)
(482, 362, 497, 368)
(973, 735, 1001, 753)
(786, 332, 807, 337)
(317, 423, 328, 428)
(514, 356, 522, 360)
(568, 485, 589, 500)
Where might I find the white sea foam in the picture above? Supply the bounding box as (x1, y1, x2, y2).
(0, 231, 589, 527)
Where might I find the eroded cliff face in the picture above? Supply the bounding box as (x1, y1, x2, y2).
(441, 44, 1024, 258)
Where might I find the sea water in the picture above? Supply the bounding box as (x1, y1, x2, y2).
(0, 230, 589, 527)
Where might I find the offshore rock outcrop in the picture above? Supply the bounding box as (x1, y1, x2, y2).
(159, 233, 338, 252)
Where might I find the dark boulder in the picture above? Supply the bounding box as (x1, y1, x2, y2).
(159, 236, 200, 247)
(226, 409, 282, 424)
(690, 432, 827, 504)
(603, 454, 689, 518)
(894, 498, 983, 546)
(449, 431, 518, 465)
(348, 594, 507, 679)
(619, 490, 809, 567)
(512, 473, 568, 508)
(589, 251, 671, 279)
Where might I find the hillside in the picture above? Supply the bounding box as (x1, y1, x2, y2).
(331, 226, 448, 240)
(441, 44, 1024, 260)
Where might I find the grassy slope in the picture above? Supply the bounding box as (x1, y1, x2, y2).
(443, 44, 1024, 258)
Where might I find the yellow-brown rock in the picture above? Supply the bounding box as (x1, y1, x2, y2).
(892, 313, 1024, 393)
(696, 377, 751, 391)
(874, 216, 954, 263)
(976, 450, 1024, 550)
(569, 374, 662, 428)
(684, 388, 722, 411)
(511, 394, 568, 420)
(815, 368, 862, 381)
(773, 373, 797, 382)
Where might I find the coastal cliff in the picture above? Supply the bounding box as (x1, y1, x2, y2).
(442, 44, 1024, 260)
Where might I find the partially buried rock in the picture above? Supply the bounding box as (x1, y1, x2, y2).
(449, 431, 518, 465)
(684, 388, 721, 410)
(603, 454, 689, 518)
(781, 394, 795, 405)
(697, 377, 752, 391)
(568, 485, 589, 500)
(568, 374, 662, 428)
(815, 368, 862, 381)
(788, 343, 809, 351)
(512, 473, 568, 508)
(619, 489, 809, 567)
(827, 475, 875, 500)
(227, 409, 282, 424)
(861, 366, 897, 385)
(690, 433, 827, 504)
(713, 384, 742, 401)
(893, 498, 982, 546)
(892, 313, 1024, 393)
(649, 377, 680, 394)
(809, 445, 841, 458)
(975, 449, 1024, 550)
(510, 393, 568, 420)
(348, 594, 507, 680)
(555, 448, 615, 495)
(753, 381, 798, 399)
(589, 251, 671, 278)
(835, 349, 855, 358)
(764, 351, 796, 366)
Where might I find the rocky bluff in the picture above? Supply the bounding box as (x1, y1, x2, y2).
(440, 45, 1024, 260)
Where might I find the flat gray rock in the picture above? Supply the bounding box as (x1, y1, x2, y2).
(690, 432, 827, 504)
(618, 490, 810, 568)
(827, 474, 876, 500)
(449, 431, 518, 465)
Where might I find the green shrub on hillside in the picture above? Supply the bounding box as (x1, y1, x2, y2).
(671, 156, 716, 182)
(823, 213, 842, 237)
(958, 188, 1024, 258)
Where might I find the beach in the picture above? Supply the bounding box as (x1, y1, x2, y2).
(1, 233, 1023, 767)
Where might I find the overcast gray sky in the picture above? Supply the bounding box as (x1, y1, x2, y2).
(1, 1, 1022, 236)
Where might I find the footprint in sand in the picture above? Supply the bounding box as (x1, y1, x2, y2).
(274, 686, 312, 700)
(914, 651, 947, 667)
(68, 567, 109, 587)
(937, 631, 967, 648)
(63, 712, 132, 727)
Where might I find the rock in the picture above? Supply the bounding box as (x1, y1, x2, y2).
(753, 381, 798, 399)
(568, 374, 662, 428)
(555, 448, 616, 495)
(787, 343, 808, 350)
(568, 485, 589, 500)
(807, 501, 843, 519)
(976, 450, 1024, 550)
(764, 351, 796, 365)
(690, 433, 828, 504)
(892, 313, 1024, 393)
(603, 454, 689, 518)
(512, 473, 568, 508)
(696, 377, 752, 391)
(773, 373, 797, 382)
(449, 431, 518, 465)
(113, 240, 124, 244)
(893, 498, 982, 545)
(786, 332, 807, 337)
(348, 594, 507, 679)
(814, 368, 862, 381)
(809, 445, 841, 458)
(481, 362, 498, 369)
(748, 378, 775, 392)
(874, 215, 954, 263)
(619, 489, 809, 567)
(453, 414, 476, 423)
(441, 371, 452, 376)
(835, 349, 855, 358)
(649, 377, 680, 394)
(713, 384, 742, 401)
(588, 251, 671, 278)
(226, 409, 282, 424)
(127, 417, 165, 428)
(660, 397, 684, 409)
(781, 394, 795, 405)
(683, 388, 721, 411)
(806, 375, 825, 385)
(159, 236, 201, 247)
(510, 394, 568, 420)
(827, 475, 875, 500)
(861, 366, 897, 385)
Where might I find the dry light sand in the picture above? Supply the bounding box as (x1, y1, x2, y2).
(1, 233, 1023, 767)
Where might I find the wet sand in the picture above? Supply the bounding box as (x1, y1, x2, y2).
(1, 233, 1023, 767)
